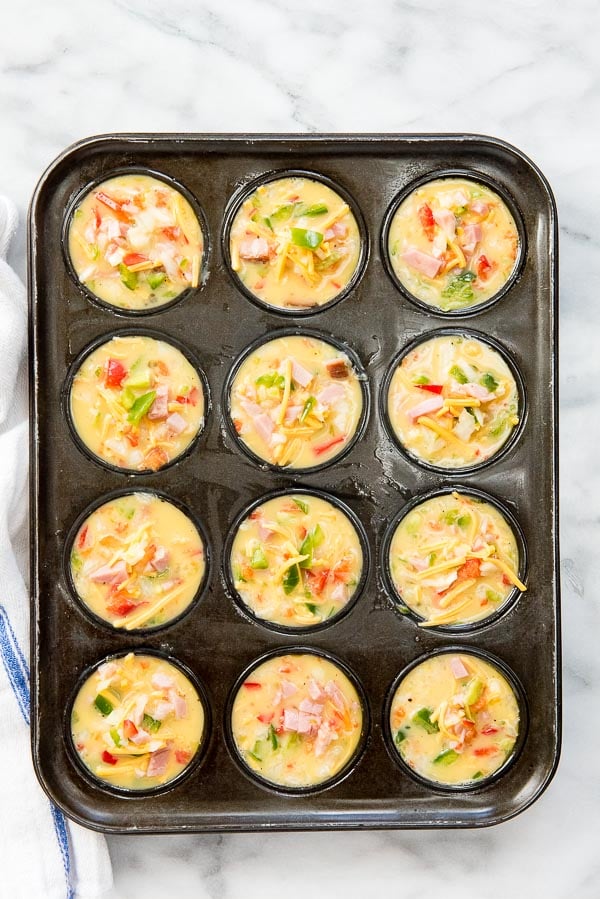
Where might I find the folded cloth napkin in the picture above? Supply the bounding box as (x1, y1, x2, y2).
(0, 196, 113, 899)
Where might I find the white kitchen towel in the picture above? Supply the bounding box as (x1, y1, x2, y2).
(0, 196, 113, 899)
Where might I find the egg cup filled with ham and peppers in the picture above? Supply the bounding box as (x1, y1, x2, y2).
(66, 171, 206, 313)
(383, 174, 524, 314)
(225, 490, 368, 631)
(227, 649, 368, 792)
(68, 651, 210, 793)
(383, 330, 525, 472)
(385, 649, 526, 789)
(225, 331, 368, 472)
(67, 332, 207, 473)
(67, 490, 209, 632)
(225, 171, 366, 313)
(382, 488, 527, 630)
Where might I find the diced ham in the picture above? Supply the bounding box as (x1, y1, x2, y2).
(461, 223, 482, 253)
(170, 693, 187, 719)
(450, 657, 470, 680)
(464, 382, 496, 401)
(407, 554, 430, 572)
(284, 404, 303, 424)
(291, 359, 313, 387)
(283, 708, 299, 731)
(402, 248, 442, 279)
(296, 711, 316, 734)
(129, 728, 151, 745)
(239, 237, 270, 262)
(280, 680, 298, 699)
(470, 200, 489, 216)
(420, 570, 458, 591)
(324, 680, 346, 712)
(299, 699, 324, 715)
(307, 679, 325, 701)
(406, 394, 444, 421)
(89, 560, 128, 586)
(153, 700, 175, 721)
(166, 412, 187, 435)
(146, 748, 171, 777)
(324, 222, 347, 240)
(104, 218, 121, 240)
(330, 582, 347, 603)
(106, 246, 125, 267)
(149, 545, 169, 573)
(317, 383, 345, 406)
(433, 209, 456, 241)
(314, 721, 335, 758)
(439, 189, 469, 209)
(258, 521, 274, 541)
(239, 399, 274, 443)
(151, 672, 174, 690)
(148, 385, 169, 421)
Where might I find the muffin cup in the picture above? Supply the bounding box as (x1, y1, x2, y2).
(222, 486, 371, 634)
(63, 487, 212, 634)
(222, 168, 369, 317)
(380, 485, 528, 633)
(62, 167, 210, 317)
(223, 327, 370, 475)
(224, 646, 370, 795)
(65, 648, 212, 797)
(379, 326, 527, 475)
(63, 327, 210, 475)
(380, 168, 526, 318)
(382, 646, 528, 793)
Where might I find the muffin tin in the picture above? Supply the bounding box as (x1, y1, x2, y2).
(29, 133, 560, 831)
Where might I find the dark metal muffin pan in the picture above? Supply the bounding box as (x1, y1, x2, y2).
(29, 133, 560, 832)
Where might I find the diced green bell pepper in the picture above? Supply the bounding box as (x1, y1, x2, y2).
(412, 707, 439, 734)
(127, 391, 156, 425)
(283, 563, 301, 595)
(94, 694, 114, 716)
(119, 264, 138, 291)
(290, 228, 323, 249)
(433, 748, 459, 765)
(250, 546, 269, 570)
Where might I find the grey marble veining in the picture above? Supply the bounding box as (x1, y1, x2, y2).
(2, 0, 599, 895)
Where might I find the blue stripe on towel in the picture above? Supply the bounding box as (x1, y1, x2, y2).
(0, 605, 30, 725)
(0, 606, 74, 899)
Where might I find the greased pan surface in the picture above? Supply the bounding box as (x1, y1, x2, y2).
(29, 134, 560, 831)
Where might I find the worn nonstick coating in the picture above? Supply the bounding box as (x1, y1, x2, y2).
(29, 133, 560, 832)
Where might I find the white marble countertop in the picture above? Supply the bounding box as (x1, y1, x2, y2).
(2, 0, 598, 895)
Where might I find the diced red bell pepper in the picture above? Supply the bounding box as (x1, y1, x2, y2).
(418, 203, 435, 240)
(102, 750, 118, 765)
(243, 682, 262, 690)
(107, 596, 137, 617)
(77, 525, 89, 550)
(313, 434, 345, 456)
(307, 568, 330, 594)
(103, 358, 127, 388)
(481, 726, 499, 735)
(176, 386, 199, 406)
(122, 253, 148, 267)
(257, 712, 274, 724)
(95, 191, 132, 223)
(175, 749, 191, 764)
(93, 206, 102, 228)
(123, 719, 138, 740)
(456, 559, 481, 581)
(476, 255, 494, 280)
(416, 383, 444, 394)
(474, 746, 499, 757)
